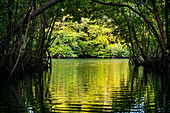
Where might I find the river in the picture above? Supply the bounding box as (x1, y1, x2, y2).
(0, 59, 170, 112)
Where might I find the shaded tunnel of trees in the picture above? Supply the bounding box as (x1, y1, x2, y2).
(0, 0, 169, 78)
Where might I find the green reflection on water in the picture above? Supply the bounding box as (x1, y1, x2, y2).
(0, 59, 170, 113)
(50, 59, 130, 112)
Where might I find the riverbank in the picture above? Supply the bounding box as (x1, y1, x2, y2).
(51, 55, 129, 59)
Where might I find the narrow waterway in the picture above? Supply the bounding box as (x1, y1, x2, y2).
(0, 59, 170, 112)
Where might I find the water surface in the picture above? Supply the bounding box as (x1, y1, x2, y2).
(0, 59, 170, 112)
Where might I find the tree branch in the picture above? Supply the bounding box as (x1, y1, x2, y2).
(30, 0, 63, 20)
(92, 0, 140, 14)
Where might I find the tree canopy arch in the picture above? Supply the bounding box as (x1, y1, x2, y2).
(0, 0, 169, 77)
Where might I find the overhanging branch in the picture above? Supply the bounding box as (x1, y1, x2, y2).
(30, 0, 63, 20)
(92, 0, 141, 15)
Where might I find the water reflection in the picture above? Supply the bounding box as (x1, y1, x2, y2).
(50, 59, 130, 112)
(0, 59, 170, 113)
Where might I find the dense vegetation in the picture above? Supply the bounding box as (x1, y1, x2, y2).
(50, 16, 129, 58)
(0, 0, 169, 77)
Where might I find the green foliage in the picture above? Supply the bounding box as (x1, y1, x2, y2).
(49, 16, 130, 58)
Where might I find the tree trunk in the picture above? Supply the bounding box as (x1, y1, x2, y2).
(152, 0, 166, 53)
